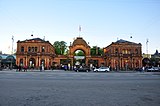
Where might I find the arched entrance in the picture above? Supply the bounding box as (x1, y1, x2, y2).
(69, 37, 91, 67)
(29, 58, 36, 68)
(41, 59, 45, 67)
(20, 59, 23, 66)
(142, 58, 150, 67)
(74, 50, 86, 67)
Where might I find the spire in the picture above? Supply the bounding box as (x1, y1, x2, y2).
(155, 50, 159, 55)
(31, 31, 34, 37)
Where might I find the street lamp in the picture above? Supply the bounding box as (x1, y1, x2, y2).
(11, 35, 14, 70)
(146, 39, 149, 58)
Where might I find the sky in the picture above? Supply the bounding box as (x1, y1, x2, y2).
(0, 0, 160, 54)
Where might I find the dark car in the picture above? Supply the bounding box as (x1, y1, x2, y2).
(75, 67, 90, 72)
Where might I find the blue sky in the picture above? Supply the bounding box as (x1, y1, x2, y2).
(0, 0, 160, 54)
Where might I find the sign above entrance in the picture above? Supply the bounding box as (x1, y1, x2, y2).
(74, 56, 85, 59)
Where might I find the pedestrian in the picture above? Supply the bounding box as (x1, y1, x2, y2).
(15, 65, 18, 72)
(18, 65, 22, 72)
(42, 65, 44, 71)
(142, 66, 145, 72)
(40, 65, 42, 72)
(24, 65, 27, 72)
(64, 65, 67, 71)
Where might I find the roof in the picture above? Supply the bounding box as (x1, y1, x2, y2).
(0, 54, 8, 59)
(0, 54, 16, 60)
(105, 39, 141, 48)
(17, 37, 53, 47)
(72, 37, 89, 47)
(115, 39, 137, 44)
(111, 39, 141, 46)
(153, 50, 160, 56)
(18, 38, 47, 43)
(6, 55, 16, 60)
(116, 39, 131, 43)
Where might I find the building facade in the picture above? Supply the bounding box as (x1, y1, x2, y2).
(53, 37, 105, 68)
(16, 37, 142, 70)
(16, 38, 55, 69)
(104, 39, 142, 70)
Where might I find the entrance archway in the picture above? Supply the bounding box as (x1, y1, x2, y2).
(29, 58, 36, 68)
(69, 37, 91, 66)
(74, 50, 86, 66)
(41, 59, 45, 68)
(142, 58, 150, 66)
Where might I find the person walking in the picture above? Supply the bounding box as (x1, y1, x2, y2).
(142, 66, 145, 72)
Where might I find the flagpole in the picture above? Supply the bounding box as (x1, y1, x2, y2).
(79, 25, 81, 37)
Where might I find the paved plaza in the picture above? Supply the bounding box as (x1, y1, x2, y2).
(0, 70, 160, 106)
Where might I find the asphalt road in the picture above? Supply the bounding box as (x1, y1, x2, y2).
(0, 70, 160, 106)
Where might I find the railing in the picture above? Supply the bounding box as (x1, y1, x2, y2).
(105, 53, 141, 57)
(16, 52, 54, 57)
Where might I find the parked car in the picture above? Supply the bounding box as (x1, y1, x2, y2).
(75, 66, 90, 72)
(94, 67, 110, 72)
(146, 67, 160, 72)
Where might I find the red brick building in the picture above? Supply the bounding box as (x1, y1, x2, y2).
(104, 39, 142, 70)
(16, 37, 142, 70)
(53, 37, 105, 68)
(16, 38, 55, 69)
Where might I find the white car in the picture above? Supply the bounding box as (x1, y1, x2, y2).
(94, 67, 110, 72)
(147, 67, 160, 72)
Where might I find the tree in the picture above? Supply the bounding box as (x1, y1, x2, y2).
(90, 46, 96, 56)
(53, 41, 67, 55)
(90, 46, 103, 56)
(150, 57, 160, 67)
(74, 50, 85, 56)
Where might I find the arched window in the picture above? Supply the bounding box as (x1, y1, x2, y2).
(128, 49, 131, 54)
(21, 46, 24, 52)
(135, 49, 138, 54)
(32, 47, 34, 52)
(122, 49, 125, 54)
(115, 48, 118, 54)
(35, 47, 37, 52)
(42, 46, 45, 52)
(29, 58, 36, 68)
(125, 50, 128, 54)
(28, 47, 31, 52)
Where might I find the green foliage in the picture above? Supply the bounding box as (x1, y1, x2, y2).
(53, 41, 67, 55)
(150, 57, 160, 66)
(90, 46, 103, 56)
(74, 50, 85, 56)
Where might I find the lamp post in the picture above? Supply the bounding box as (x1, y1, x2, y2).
(11, 35, 14, 70)
(146, 39, 149, 58)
